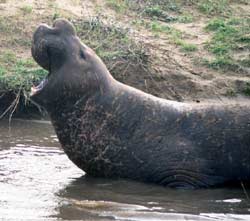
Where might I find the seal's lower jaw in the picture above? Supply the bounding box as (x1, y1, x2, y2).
(30, 76, 49, 97)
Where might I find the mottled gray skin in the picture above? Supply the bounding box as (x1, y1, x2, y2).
(31, 19, 250, 188)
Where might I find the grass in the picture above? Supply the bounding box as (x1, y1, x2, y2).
(105, 0, 242, 22)
(0, 51, 47, 94)
(0, 51, 47, 118)
(177, 13, 194, 23)
(0, 14, 63, 102)
(105, 0, 188, 22)
(0, 0, 249, 116)
(197, 0, 231, 16)
(20, 5, 33, 14)
(142, 0, 181, 12)
(203, 56, 238, 70)
(204, 17, 250, 71)
(180, 42, 198, 52)
(0, 17, 32, 48)
(240, 59, 250, 68)
(149, 21, 172, 32)
(106, 0, 128, 13)
(144, 6, 178, 22)
(0, 18, 8, 32)
(148, 21, 197, 52)
(53, 11, 61, 20)
(236, 0, 249, 4)
(243, 82, 250, 96)
(0, 55, 47, 119)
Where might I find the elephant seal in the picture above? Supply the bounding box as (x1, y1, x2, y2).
(31, 19, 250, 188)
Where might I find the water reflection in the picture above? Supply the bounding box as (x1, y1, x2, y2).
(0, 119, 250, 220)
(57, 176, 250, 220)
(0, 119, 83, 220)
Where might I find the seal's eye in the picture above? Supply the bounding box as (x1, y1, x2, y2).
(80, 50, 86, 60)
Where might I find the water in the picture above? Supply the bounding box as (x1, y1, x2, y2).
(0, 119, 250, 221)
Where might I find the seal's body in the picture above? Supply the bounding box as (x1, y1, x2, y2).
(31, 19, 250, 188)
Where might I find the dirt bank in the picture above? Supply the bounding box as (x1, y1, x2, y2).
(0, 0, 249, 118)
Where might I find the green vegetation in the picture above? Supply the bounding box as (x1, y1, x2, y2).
(236, 0, 249, 3)
(202, 56, 237, 70)
(0, 50, 47, 117)
(240, 59, 250, 68)
(105, 0, 241, 22)
(144, 6, 178, 22)
(105, 0, 249, 25)
(197, 0, 230, 16)
(148, 21, 197, 52)
(53, 11, 61, 20)
(204, 17, 250, 71)
(180, 42, 198, 52)
(243, 82, 250, 96)
(141, 0, 181, 12)
(177, 13, 194, 23)
(20, 5, 33, 14)
(149, 21, 171, 32)
(0, 0, 249, 117)
(105, 0, 188, 22)
(106, 0, 128, 13)
(0, 51, 47, 94)
(0, 17, 31, 48)
(0, 17, 9, 32)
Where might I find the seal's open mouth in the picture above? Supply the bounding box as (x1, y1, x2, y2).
(30, 19, 76, 99)
(30, 45, 52, 97)
(30, 76, 49, 96)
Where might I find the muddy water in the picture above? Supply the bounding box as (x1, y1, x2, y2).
(0, 120, 250, 221)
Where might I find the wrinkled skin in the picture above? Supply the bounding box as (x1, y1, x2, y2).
(31, 19, 250, 188)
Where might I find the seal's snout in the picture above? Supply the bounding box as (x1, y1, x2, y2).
(32, 19, 75, 71)
(33, 19, 76, 41)
(32, 24, 51, 46)
(31, 24, 52, 71)
(53, 18, 76, 36)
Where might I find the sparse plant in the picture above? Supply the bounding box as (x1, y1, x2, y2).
(106, 0, 128, 13)
(204, 17, 250, 71)
(198, 0, 230, 16)
(53, 11, 61, 20)
(144, 6, 177, 22)
(147, 21, 197, 52)
(243, 82, 250, 96)
(0, 51, 47, 93)
(177, 13, 194, 23)
(0, 66, 6, 76)
(206, 56, 235, 70)
(226, 88, 236, 97)
(240, 58, 250, 68)
(180, 43, 198, 52)
(20, 5, 33, 14)
(72, 17, 150, 81)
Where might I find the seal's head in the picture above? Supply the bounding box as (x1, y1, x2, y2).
(31, 19, 112, 109)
